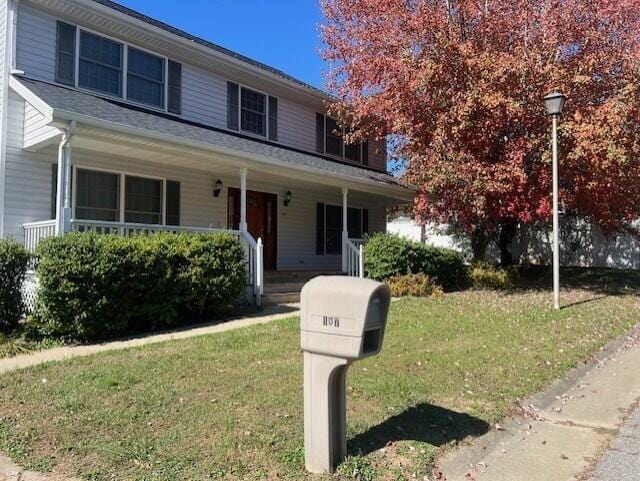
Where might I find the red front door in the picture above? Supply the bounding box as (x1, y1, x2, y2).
(228, 188, 278, 270)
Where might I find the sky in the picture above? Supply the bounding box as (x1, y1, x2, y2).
(116, 0, 327, 89)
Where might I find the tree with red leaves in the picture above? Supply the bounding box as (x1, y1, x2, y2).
(321, 0, 640, 262)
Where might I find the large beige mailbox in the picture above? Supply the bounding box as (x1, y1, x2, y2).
(300, 276, 391, 473)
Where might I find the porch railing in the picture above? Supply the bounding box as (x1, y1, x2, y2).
(22, 219, 264, 305)
(346, 238, 366, 278)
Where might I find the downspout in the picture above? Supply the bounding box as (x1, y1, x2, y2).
(55, 122, 75, 235)
(0, 0, 19, 237)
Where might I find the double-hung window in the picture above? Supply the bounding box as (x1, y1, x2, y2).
(240, 87, 267, 136)
(71, 169, 181, 226)
(316, 203, 369, 255)
(316, 114, 368, 164)
(127, 48, 166, 108)
(79, 31, 123, 97)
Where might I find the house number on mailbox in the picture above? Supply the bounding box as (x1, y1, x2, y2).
(322, 316, 340, 328)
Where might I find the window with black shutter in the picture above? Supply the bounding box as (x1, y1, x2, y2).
(56, 22, 76, 86)
(268, 96, 278, 141)
(51, 164, 58, 220)
(316, 204, 368, 256)
(227, 82, 240, 130)
(166, 181, 181, 226)
(168, 61, 182, 115)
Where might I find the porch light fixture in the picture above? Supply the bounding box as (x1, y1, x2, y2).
(284, 190, 293, 207)
(213, 179, 223, 198)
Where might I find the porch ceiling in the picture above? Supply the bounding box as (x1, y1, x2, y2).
(11, 76, 415, 204)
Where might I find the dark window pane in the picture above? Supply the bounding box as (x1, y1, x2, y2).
(240, 87, 266, 136)
(326, 117, 343, 156)
(125, 176, 162, 225)
(75, 169, 119, 222)
(345, 142, 361, 163)
(79, 31, 123, 96)
(348, 208, 362, 239)
(127, 48, 165, 108)
(325, 204, 342, 255)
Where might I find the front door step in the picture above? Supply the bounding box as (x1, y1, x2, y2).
(262, 271, 342, 306)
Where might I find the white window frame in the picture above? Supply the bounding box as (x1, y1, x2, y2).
(320, 114, 365, 164)
(72, 165, 168, 226)
(70, 26, 170, 113)
(238, 84, 271, 138)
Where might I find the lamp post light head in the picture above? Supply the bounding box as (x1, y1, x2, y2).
(544, 91, 567, 117)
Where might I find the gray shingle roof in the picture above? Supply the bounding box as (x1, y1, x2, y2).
(91, 0, 329, 98)
(16, 77, 409, 193)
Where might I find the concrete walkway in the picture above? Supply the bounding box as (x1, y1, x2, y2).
(0, 305, 299, 375)
(439, 329, 640, 481)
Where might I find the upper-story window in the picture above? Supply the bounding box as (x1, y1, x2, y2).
(56, 22, 182, 114)
(316, 114, 369, 165)
(127, 48, 165, 109)
(240, 87, 266, 136)
(227, 82, 278, 141)
(79, 31, 123, 97)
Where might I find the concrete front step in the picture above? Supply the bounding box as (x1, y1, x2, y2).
(262, 291, 301, 305)
(262, 271, 341, 305)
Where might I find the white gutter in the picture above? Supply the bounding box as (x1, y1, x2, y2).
(49, 109, 414, 202)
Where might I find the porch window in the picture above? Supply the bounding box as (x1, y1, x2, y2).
(127, 48, 165, 108)
(125, 176, 162, 225)
(75, 169, 120, 221)
(240, 87, 267, 136)
(79, 31, 123, 97)
(316, 203, 369, 255)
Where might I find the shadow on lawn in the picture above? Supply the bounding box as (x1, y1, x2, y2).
(348, 403, 490, 456)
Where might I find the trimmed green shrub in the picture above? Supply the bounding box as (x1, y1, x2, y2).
(469, 262, 514, 290)
(364, 233, 468, 289)
(0, 239, 30, 332)
(29, 232, 247, 342)
(387, 274, 444, 298)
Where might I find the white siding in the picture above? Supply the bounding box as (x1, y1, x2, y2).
(278, 97, 316, 152)
(23, 101, 58, 148)
(181, 63, 227, 129)
(15, 2, 56, 82)
(0, 0, 8, 236)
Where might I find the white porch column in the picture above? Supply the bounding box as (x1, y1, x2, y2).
(55, 130, 73, 235)
(342, 187, 348, 273)
(240, 168, 248, 233)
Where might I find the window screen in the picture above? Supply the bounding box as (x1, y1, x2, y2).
(127, 47, 165, 108)
(75, 169, 119, 221)
(125, 176, 162, 225)
(240, 87, 266, 136)
(56, 22, 76, 86)
(79, 31, 123, 96)
(325, 117, 343, 157)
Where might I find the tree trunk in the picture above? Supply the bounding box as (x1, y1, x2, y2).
(498, 221, 518, 266)
(471, 225, 491, 263)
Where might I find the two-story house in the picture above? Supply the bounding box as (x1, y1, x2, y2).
(0, 0, 413, 304)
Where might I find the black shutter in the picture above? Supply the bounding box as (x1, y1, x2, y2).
(56, 22, 76, 86)
(362, 141, 369, 166)
(168, 61, 182, 115)
(316, 113, 325, 153)
(316, 203, 325, 255)
(363, 209, 369, 235)
(227, 82, 240, 130)
(166, 181, 181, 226)
(268, 96, 278, 141)
(51, 164, 58, 220)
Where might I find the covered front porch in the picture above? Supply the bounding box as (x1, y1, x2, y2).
(9, 76, 413, 305)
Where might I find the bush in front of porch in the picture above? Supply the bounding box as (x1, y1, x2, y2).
(0, 239, 31, 333)
(364, 233, 468, 290)
(28, 232, 247, 342)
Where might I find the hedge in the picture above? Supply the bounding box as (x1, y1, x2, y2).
(0, 239, 30, 333)
(29, 232, 247, 342)
(364, 233, 468, 289)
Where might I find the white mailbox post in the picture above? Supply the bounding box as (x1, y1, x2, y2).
(300, 276, 391, 473)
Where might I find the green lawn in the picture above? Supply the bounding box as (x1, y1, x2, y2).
(0, 273, 638, 481)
